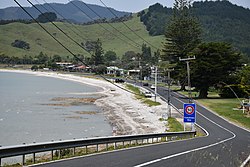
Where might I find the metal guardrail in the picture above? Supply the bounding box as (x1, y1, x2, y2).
(0, 131, 195, 166)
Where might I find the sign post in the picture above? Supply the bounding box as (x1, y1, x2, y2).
(183, 103, 196, 131)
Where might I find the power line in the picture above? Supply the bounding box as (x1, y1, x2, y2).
(33, 0, 140, 56)
(13, 0, 88, 66)
(27, 0, 92, 56)
(179, 56, 196, 103)
(14, 0, 151, 97)
(99, 0, 159, 50)
(36, 0, 90, 42)
(69, 0, 141, 50)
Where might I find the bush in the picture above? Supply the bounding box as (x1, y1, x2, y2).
(31, 65, 38, 71)
(219, 84, 250, 98)
(37, 12, 57, 23)
(93, 65, 107, 74)
(11, 39, 30, 50)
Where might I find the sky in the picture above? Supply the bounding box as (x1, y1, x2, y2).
(1, 0, 250, 12)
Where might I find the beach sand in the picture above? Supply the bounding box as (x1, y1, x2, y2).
(0, 69, 182, 135)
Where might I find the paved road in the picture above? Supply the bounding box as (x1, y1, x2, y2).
(36, 85, 250, 167)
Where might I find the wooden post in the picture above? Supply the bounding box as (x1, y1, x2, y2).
(73, 147, 75, 156)
(106, 143, 108, 151)
(58, 150, 61, 159)
(51, 150, 53, 160)
(22, 155, 25, 166)
(33, 153, 36, 164)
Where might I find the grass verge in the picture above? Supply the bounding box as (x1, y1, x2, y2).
(197, 98, 250, 129)
(125, 84, 160, 106)
(167, 117, 183, 132)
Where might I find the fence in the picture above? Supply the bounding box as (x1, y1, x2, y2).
(0, 131, 196, 166)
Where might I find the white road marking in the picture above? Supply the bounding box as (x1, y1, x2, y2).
(240, 154, 250, 167)
(134, 92, 237, 167)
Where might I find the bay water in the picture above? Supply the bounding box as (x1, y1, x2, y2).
(0, 72, 112, 147)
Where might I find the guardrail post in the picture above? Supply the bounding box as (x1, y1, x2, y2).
(33, 152, 36, 164)
(22, 154, 25, 166)
(0, 131, 196, 164)
(58, 150, 61, 159)
(106, 143, 108, 151)
(51, 150, 53, 160)
(73, 147, 75, 156)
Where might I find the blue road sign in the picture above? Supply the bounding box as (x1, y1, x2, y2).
(183, 103, 196, 123)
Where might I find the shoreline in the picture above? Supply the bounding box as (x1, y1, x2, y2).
(0, 69, 178, 136)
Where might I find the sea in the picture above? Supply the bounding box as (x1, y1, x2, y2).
(0, 71, 112, 147)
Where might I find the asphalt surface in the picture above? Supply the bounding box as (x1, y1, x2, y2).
(35, 84, 250, 167)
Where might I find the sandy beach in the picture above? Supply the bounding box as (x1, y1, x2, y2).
(0, 69, 181, 135)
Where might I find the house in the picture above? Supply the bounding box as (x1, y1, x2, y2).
(107, 66, 124, 76)
(75, 65, 90, 72)
(127, 69, 140, 79)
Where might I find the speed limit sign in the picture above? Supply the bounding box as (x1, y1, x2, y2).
(183, 103, 196, 123)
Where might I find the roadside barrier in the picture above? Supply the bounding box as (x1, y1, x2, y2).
(0, 131, 196, 166)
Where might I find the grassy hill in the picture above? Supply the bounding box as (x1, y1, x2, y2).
(139, 1, 250, 57)
(0, 1, 129, 23)
(0, 15, 164, 59)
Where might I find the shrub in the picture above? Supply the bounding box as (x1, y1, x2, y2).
(219, 84, 250, 98)
(31, 65, 38, 71)
(11, 39, 30, 50)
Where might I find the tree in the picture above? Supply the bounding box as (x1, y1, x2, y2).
(94, 65, 107, 74)
(162, 0, 202, 90)
(34, 52, 49, 64)
(52, 55, 62, 63)
(11, 39, 30, 50)
(37, 12, 57, 23)
(141, 44, 152, 64)
(84, 39, 104, 66)
(104, 51, 117, 65)
(31, 65, 38, 71)
(191, 42, 242, 98)
(236, 65, 250, 85)
(121, 51, 137, 69)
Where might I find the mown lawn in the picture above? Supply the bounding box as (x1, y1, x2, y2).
(197, 98, 250, 129)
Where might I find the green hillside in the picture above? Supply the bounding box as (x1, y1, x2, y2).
(0, 16, 164, 59)
(139, 1, 250, 56)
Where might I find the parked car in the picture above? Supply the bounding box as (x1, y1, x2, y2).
(114, 78, 125, 83)
(143, 91, 153, 98)
(150, 85, 156, 89)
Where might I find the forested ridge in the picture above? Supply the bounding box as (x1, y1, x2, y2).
(139, 0, 250, 56)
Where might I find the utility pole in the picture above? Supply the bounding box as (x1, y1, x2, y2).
(154, 66, 157, 102)
(179, 56, 196, 103)
(166, 68, 174, 118)
(139, 60, 143, 86)
(180, 56, 196, 132)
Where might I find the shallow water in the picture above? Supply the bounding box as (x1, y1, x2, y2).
(0, 72, 112, 147)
